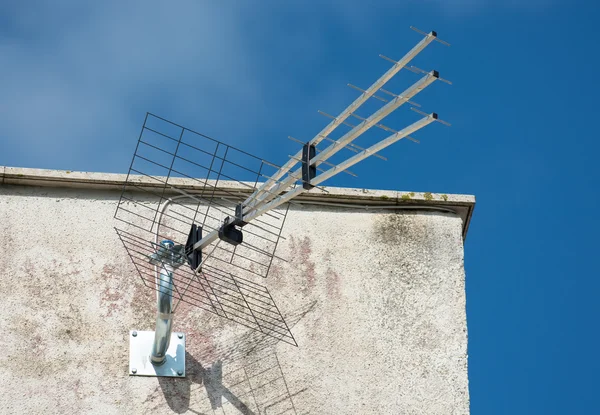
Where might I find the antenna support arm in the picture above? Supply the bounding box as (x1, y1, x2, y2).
(147, 239, 186, 365)
(151, 262, 174, 365)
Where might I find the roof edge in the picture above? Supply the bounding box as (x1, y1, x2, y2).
(1, 166, 475, 238)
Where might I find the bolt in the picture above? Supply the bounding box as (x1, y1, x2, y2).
(132, 368, 137, 374)
(132, 331, 137, 337)
(177, 370, 183, 376)
(177, 333, 183, 339)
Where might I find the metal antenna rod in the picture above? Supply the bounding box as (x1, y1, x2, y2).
(243, 70, 440, 216)
(242, 29, 440, 209)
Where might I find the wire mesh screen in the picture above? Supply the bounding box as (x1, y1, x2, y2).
(115, 113, 295, 346)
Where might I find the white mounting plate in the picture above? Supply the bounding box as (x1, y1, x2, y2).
(129, 330, 186, 377)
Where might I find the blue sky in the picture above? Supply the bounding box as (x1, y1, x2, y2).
(1, 1, 599, 413)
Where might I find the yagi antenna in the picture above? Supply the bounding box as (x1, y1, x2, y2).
(238, 68, 442, 222)
(114, 27, 451, 378)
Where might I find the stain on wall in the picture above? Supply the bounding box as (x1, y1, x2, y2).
(0, 185, 469, 414)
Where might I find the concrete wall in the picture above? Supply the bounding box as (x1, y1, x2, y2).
(0, 170, 473, 414)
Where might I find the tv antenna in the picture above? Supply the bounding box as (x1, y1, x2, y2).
(115, 27, 450, 377)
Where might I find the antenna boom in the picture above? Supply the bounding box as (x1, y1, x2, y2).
(243, 30, 440, 210)
(243, 70, 440, 216)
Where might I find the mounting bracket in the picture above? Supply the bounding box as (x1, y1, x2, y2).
(302, 142, 316, 190)
(129, 330, 185, 377)
(233, 203, 248, 227)
(185, 224, 202, 271)
(129, 239, 187, 378)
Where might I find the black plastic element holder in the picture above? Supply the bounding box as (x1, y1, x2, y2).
(233, 204, 248, 227)
(302, 142, 316, 190)
(217, 204, 247, 247)
(185, 224, 203, 270)
(218, 217, 244, 246)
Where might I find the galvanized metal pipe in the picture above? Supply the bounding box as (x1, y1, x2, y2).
(151, 261, 174, 365)
(148, 239, 184, 365)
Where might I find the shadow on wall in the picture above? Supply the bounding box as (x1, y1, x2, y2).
(195, 300, 318, 365)
(153, 300, 317, 414)
(156, 350, 305, 414)
(157, 353, 255, 414)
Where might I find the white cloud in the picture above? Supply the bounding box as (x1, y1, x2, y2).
(0, 1, 266, 170)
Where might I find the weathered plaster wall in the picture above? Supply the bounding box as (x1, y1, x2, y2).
(0, 183, 470, 414)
